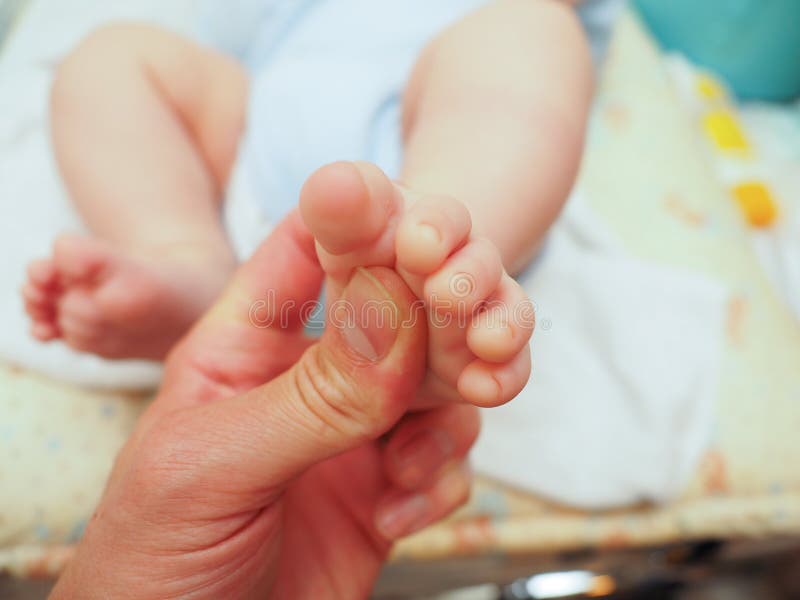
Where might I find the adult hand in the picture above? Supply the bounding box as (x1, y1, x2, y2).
(52, 212, 479, 599)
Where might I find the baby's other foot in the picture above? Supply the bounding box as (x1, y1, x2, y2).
(299, 161, 533, 407)
(22, 234, 234, 360)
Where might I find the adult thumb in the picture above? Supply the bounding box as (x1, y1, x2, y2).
(175, 266, 427, 494)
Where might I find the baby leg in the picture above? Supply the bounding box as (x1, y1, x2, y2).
(23, 23, 247, 359)
(297, 2, 592, 405)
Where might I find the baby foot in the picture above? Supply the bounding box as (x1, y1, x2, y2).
(22, 234, 234, 360)
(300, 161, 533, 407)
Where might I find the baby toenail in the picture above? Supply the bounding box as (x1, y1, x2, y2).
(460, 371, 501, 405)
(417, 223, 441, 245)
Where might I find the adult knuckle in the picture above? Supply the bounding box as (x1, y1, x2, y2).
(293, 347, 381, 440)
(127, 413, 202, 508)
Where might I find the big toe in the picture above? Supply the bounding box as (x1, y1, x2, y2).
(52, 234, 113, 285)
(299, 161, 403, 285)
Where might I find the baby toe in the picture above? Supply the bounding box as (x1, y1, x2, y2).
(59, 291, 104, 331)
(396, 195, 471, 275)
(22, 282, 58, 326)
(27, 259, 59, 290)
(467, 274, 534, 363)
(53, 234, 110, 285)
(299, 161, 401, 257)
(24, 301, 55, 324)
(424, 238, 503, 316)
(59, 309, 108, 354)
(31, 321, 60, 341)
(21, 282, 50, 308)
(457, 345, 531, 407)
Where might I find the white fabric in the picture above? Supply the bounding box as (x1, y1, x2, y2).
(198, 0, 487, 225)
(224, 154, 275, 261)
(216, 0, 625, 225)
(471, 195, 726, 508)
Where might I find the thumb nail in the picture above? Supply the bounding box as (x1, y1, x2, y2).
(333, 268, 398, 361)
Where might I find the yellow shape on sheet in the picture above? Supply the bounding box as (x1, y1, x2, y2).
(703, 110, 750, 152)
(732, 182, 778, 227)
(697, 74, 726, 101)
(589, 575, 617, 597)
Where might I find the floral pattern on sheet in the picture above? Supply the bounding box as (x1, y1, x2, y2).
(0, 364, 147, 576)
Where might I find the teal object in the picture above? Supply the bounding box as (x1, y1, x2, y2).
(634, 0, 800, 102)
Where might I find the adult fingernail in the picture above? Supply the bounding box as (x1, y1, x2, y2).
(393, 429, 453, 487)
(335, 268, 398, 361)
(375, 493, 430, 540)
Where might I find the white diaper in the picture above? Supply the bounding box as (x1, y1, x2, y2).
(223, 155, 275, 261)
(213, 0, 626, 255)
(201, 0, 486, 244)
